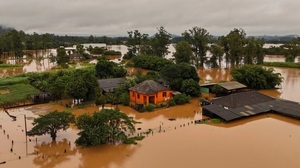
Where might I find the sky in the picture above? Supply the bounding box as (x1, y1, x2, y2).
(0, 0, 299, 36)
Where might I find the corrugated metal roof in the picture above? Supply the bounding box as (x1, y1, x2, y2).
(218, 81, 247, 91)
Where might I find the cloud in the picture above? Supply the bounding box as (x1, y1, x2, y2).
(0, 0, 299, 36)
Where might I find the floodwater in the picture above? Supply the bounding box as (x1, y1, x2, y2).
(1, 47, 300, 168)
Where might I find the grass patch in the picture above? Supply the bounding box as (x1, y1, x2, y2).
(0, 84, 40, 107)
(263, 62, 300, 68)
(0, 76, 29, 86)
(210, 118, 222, 124)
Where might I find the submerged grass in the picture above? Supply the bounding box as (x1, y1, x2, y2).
(263, 62, 300, 68)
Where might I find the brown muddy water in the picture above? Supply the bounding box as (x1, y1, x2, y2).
(1, 67, 300, 168)
(1, 51, 300, 167)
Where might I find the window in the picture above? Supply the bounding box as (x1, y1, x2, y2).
(137, 94, 140, 99)
(132, 92, 135, 97)
(163, 92, 167, 97)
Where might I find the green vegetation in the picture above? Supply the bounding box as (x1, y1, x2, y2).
(210, 118, 222, 124)
(160, 63, 200, 96)
(143, 103, 156, 112)
(123, 136, 145, 145)
(231, 65, 283, 89)
(172, 93, 191, 105)
(95, 57, 127, 78)
(75, 109, 136, 146)
(131, 55, 173, 71)
(263, 62, 300, 68)
(0, 83, 40, 107)
(182, 27, 211, 67)
(29, 111, 75, 141)
(103, 50, 121, 55)
(0, 76, 29, 86)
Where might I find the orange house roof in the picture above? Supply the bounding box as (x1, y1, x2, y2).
(129, 80, 170, 94)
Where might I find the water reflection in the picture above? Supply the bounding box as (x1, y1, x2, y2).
(33, 139, 77, 168)
(77, 144, 138, 168)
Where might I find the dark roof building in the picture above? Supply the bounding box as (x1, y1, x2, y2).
(129, 80, 170, 95)
(202, 91, 300, 122)
(98, 78, 125, 93)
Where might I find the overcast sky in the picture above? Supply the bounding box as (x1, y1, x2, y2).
(0, 0, 299, 36)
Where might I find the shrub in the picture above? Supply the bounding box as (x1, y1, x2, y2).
(173, 94, 190, 105)
(167, 98, 176, 106)
(143, 103, 155, 112)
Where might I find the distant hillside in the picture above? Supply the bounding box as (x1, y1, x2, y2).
(0, 25, 14, 35)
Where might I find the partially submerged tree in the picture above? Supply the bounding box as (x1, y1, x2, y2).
(29, 111, 74, 141)
(75, 109, 136, 146)
(174, 41, 193, 64)
(182, 27, 211, 67)
(231, 65, 283, 89)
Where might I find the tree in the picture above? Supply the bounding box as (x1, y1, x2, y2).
(182, 27, 211, 67)
(76, 44, 85, 55)
(174, 41, 192, 64)
(150, 26, 171, 57)
(244, 37, 264, 65)
(231, 65, 283, 89)
(75, 109, 136, 146)
(29, 111, 74, 141)
(226, 28, 246, 66)
(56, 47, 69, 67)
(66, 76, 88, 100)
(95, 58, 127, 78)
(160, 63, 200, 91)
(124, 30, 148, 58)
(95, 87, 107, 109)
(180, 79, 201, 97)
(209, 43, 224, 68)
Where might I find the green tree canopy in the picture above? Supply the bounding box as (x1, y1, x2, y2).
(29, 111, 75, 141)
(231, 65, 283, 89)
(160, 63, 200, 92)
(95, 58, 127, 78)
(182, 27, 211, 67)
(75, 109, 136, 146)
(174, 41, 193, 64)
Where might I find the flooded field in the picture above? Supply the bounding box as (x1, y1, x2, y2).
(1, 47, 300, 167)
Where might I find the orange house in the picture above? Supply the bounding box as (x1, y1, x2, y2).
(129, 80, 173, 105)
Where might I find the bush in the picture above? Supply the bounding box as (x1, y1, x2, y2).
(120, 92, 130, 106)
(143, 103, 155, 112)
(167, 98, 176, 106)
(173, 94, 190, 105)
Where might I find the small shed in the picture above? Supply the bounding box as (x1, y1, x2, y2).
(218, 81, 247, 94)
(32, 93, 52, 104)
(98, 78, 125, 93)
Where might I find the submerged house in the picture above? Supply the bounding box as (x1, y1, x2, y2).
(129, 80, 173, 108)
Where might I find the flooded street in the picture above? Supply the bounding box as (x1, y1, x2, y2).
(1, 48, 300, 167)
